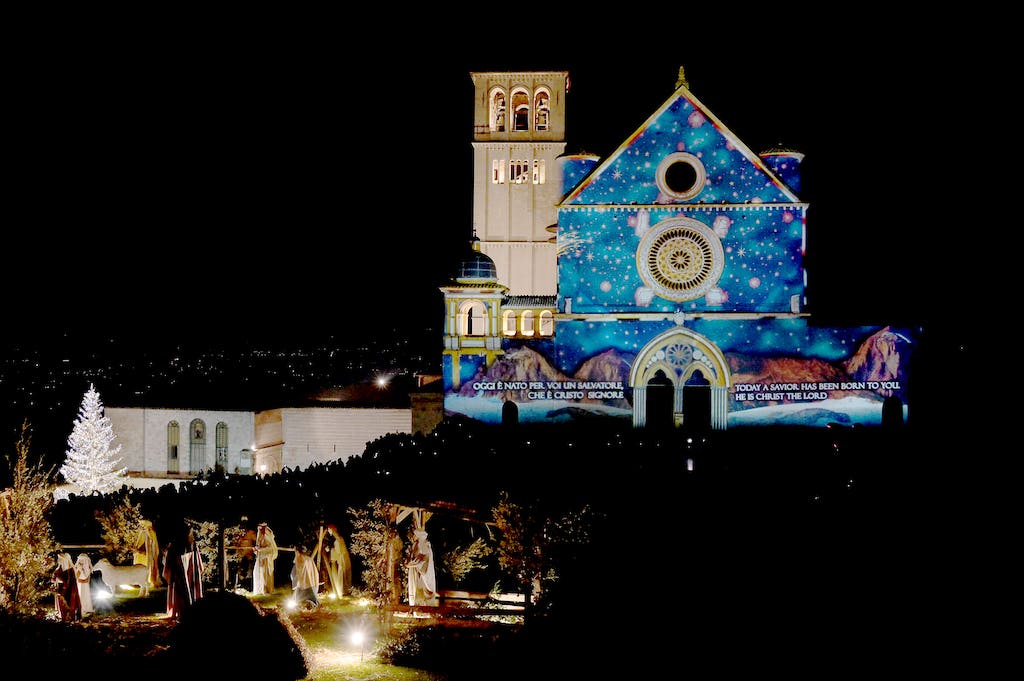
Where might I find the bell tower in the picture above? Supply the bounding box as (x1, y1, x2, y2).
(469, 71, 568, 296)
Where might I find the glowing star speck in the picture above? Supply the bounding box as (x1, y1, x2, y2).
(676, 141, 687, 151)
(749, 277, 761, 289)
(687, 110, 705, 128)
(634, 287, 654, 307)
(712, 215, 732, 237)
(600, 281, 612, 292)
(705, 287, 728, 306)
(782, 211, 794, 223)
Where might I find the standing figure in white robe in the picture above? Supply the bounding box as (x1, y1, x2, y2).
(407, 529, 437, 606)
(253, 522, 278, 595)
(325, 524, 352, 599)
(74, 553, 94, 616)
(290, 545, 319, 607)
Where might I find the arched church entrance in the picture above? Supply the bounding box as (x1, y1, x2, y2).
(645, 369, 674, 431)
(501, 399, 519, 428)
(683, 369, 712, 433)
(628, 328, 731, 430)
(882, 395, 904, 429)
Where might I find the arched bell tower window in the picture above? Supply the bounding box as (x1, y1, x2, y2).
(490, 88, 506, 132)
(459, 300, 489, 336)
(511, 88, 530, 131)
(534, 88, 550, 131)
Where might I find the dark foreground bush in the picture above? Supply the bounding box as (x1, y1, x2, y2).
(0, 610, 172, 675)
(164, 590, 311, 680)
(379, 623, 533, 680)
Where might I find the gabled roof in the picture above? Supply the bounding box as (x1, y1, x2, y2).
(559, 78, 801, 207)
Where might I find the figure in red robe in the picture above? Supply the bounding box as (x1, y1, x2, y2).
(163, 525, 204, 620)
(52, 551, 81, 622)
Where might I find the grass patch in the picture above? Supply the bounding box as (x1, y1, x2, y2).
(12, 585, 511, 679)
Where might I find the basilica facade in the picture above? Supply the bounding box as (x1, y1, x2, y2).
(441, 69, 913, 430)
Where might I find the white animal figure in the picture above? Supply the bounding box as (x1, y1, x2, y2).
(94, 558, 151, 597)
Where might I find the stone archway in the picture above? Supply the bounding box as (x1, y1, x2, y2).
(628, 328, 731, 429)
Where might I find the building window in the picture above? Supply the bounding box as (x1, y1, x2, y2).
(492, 158, 505, 184)
(655, 152, 707, 200)
(459, 300, 488, 336)
(532, 159, 546, 185)
(534, 89, 550, 130)
(490, 89, 506, 132)
(638, 217, 724, 302)
(239, 449, 252, 475)
(189, 418, 207, 474)
(510, 160, 530, 184)
(539, 310, 554, 336)
(511, 89, 530, 131)
(521, 310, 535, 336)
(167, 421, 180, 474)
(215, 422, 228, 472)
(502, 310, 517, 336)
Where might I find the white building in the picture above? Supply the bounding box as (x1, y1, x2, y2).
(251, 406, 411, 474)
(105, 375, 443, 479)
(105, 407, 256, 477)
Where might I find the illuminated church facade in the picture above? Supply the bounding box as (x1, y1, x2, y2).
(441, 69, 914, 430)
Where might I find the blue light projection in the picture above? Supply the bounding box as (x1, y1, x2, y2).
(563, 95, 795, 206)
(443, 76, 915, 429)
(558, 205, 803, 314)
(551, 318, 901, 375)
(447, 317, 912, 428)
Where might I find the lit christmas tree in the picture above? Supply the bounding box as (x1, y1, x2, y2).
(60, 383, 127, 495)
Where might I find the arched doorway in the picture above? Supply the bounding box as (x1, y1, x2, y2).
(683, 369, 711, 433)
(646, 370, 674, 430)
(882, 396, 904, 429)
(629, 328, 730, 429)
(502, 400, 519, 428)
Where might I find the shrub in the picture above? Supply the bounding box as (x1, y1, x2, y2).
(164, 590, 310, 679)
(0, 423, 58, 615)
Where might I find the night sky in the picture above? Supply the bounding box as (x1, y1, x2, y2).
(0, 15, 979, 493)
(6, 23, 957, 354)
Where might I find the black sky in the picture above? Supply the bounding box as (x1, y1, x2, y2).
(6, 23, 955, 352)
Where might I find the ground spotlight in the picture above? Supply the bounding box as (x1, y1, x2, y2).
(351, 629, 366, 662)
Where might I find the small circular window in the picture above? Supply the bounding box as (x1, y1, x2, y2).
(637, 217, 723, 302)
(656, 152, 706, 200)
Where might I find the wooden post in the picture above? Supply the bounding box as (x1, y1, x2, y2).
(219, 519, 227, 591)
(312, 525, 325, 595)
